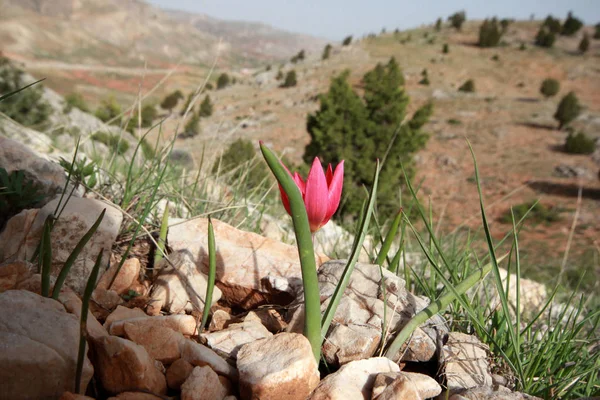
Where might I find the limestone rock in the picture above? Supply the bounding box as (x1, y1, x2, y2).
(180, 339, 239, 381)
(148, 252, 222, 315)
(448, 386, 542, 400)
(440, 332, 493, 393)
(59, 393, 95, 400)
(166, 358, 195, 390)
(103, 305, 147, 330)
(0, 290, 94, 399)
(97, 258, 141, 295)
(167, 217, 327, 309)
(109, 314, 197, 337)
(123, 323, 185, 364)
(0, 197, 122, 295)
(181, 366, 229, 400)
(92, 335, 167, 395)
(237, 333, 319, 400)
(92, 287, 124, 310)
(371, 372, 441, 399)
(0, 209, 39, 263)
(58, 286, 108, 340)
(201, 320, 272, 362)
(308, 357, 400, 400)
(244, 309, 287, 333)
(108, 393, 167, 400)
(0, 260, 33, 292)
(209, 309, 233, 331)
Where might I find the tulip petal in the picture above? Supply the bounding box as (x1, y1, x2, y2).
(304, 158, 329, 232)
(278, 183, 292, 215)
(324, 161, 344, 224)
(326, 164, 333, 186)
(293, 172, 306, 196)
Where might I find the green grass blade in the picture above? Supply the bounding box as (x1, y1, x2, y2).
(375, 209, 402, 267)
(52, 209, 106, 299)
(75, 250, 103, 394)
(200, 217, 217, 332)
(321, 160, 380, 341)
(0, 78, 46, 102)
(40, 216, 53, 297)
(154, 201, 169, 266)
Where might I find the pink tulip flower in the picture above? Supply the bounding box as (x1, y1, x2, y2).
(279, 158, 344, 233)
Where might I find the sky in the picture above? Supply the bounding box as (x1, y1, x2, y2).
(148, 0, 600, 40)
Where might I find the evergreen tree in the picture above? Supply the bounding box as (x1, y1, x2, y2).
(478, 18, 503, 47)
(160, 90, 183, 113)
(540, 78, 560, 98)
(419, 69, 430, 85)
(181, 113, 200, 138)
(594, 23, 600, 39)
(140, 104, 157, 127)
(322, 44, 332, 61)
(542, 15, 562, 34)
(0, 63, 51, 126)
(180, 92, 195, 116)
(64, 92, 89, 113)
(564, 131, 595, 154)
(458, 79, 475, 92)
(291, 49, 306, 64)
(342, 36, 353, 46)
(448, 11, 466, 30)
(217, 73, 230, 89)
(199, 95, 213, 117)
(561, 12, 583, 36)
(95, 97, 121, 125)
(554, 92, 582, 129)
(435, 18, 442, 31)
(280, 70, 297, 88)
(535, 27, 556, 48)
(442, 43, 449, 54)
(579, 33, 590, 53)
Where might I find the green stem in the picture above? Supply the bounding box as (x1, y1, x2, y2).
(260, 143, 321, 361)
(375, 209, 403, 267)
(200, 217, 217, 332)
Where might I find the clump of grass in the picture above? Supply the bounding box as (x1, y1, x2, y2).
(499, 201, 563, 225)
(91, 132, 129, 155)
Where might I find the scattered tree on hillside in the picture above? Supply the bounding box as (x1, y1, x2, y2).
(342, 35, 353, 46)
(280, 70, 297, 88)
(419, 69, 430, 85)
(212, 138, 270, 190)
(291, 50, 305, 64)
(199, 95, 213, 117)
(540, 78, 560, 98)
(500, 18, 513, 32)
(448, 11, 466, 30)
(205, 82, 214, 90)
(594, 23, 600, 39)
(561, 12, 583, 36)
(217, 73, 230, 89)
(519, 42, 527, 51)
(554, 92, 581, 129)
(95, 97, 121, 125)
(181, 113, 200, 138)
(442, 43, 449, 53)
(140, 104, 157, 127)
(542, 15, 562, 34)
(275, 69, 284, 80)
(304, 58, 432, 217)
(64, 92, 89, 113)
(458, 79, 475, 93)
(160, 90, 184, 113)
(579, 33, 590, 53)
(180, 92, 195, 116)
(478, 18, 503, 47)
(564, 131, 595, 154)
(435, 18, 442, 31)
(0, 62, 51, 126)
(535, 27, 556, 48)
(322, 44, 332, 61)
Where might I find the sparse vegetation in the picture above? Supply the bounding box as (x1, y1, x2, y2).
(561, 11, 583, 36)
(64, 92, 90, 113)
(448, 11, 466, 30)
(554, 91, 581, 129)
(91, 132, 129, 155)
(0, 168, 44, 229)
(418, 69, 430, 85)
(275, 69, 284, 80)
(212, 138, 269, 191)
(217, 73, 230, 90)
(542, 15, 562, 34)
(499, 201, 562, 225)
(342, 35, 353, 46)
(578, 33, 590, 53)
(458, 79, 475, 93)
(564, 131, 595, 154)
(95, 97, 121, 125)
(160, 90, 183, 113)
(291, 49, 305, 64)
(442, 43, 449, 54)
(435, 18, 442, 31)
(0, 61, 51, 126)
(321, 44, 332, 61)
(478, 18, 503, 47)
(180, 113, 201, 139)
(198, 95, 213, 117)
(595, 23, 600, 39)
(280, 70, 297, 88)
(540, 78, 560, 98)
(535, 27, 556, 48)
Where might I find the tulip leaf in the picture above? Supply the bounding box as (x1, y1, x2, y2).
(200, 216, 217, 332)
(321, 159, 380, 341)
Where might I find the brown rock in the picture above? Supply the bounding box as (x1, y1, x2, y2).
(97, 258, 141, 295)
(0, 209, 39, 264)
(181, 366, 229, 400)
(244, 309, 287, 333)
(180, 338, 239, 381)
(59, 392, 95, 400)
(92, 335, 167, 395)
(168, 217, 327, 309)
(200, 320, 272, 362)
(0, 260, 33, 292)
(103, 305, 147, 330)
(440, 332, 492, 393)
(58, 286, 108, 340)
(109, 314, 197, 337)
(166, 359, 195, 390)
(209, 309, 233, 331)
(448, 386, 542, 400)
(0, 290, 94, 399)
(123, 323, 184, 364)
(371, 372, 441, 400)
(237, 333, 319, 400)
(92, 287, 124, 310)
(307, 357, 399, 400)
(108, 393, 166, 400)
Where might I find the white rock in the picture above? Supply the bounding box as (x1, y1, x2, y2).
(440, 332, 493, 393)
(200, 320, 272, 362)
(181, 366, 229, 400)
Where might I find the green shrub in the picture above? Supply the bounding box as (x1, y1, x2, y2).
(448, 11, 466, 30)
(275, 70, 284, 80)
(0, 168, 44, 229)
(205, 82, 214, 90)
(561, 12, 583, 36)
(579, 33, 590, 53)
(180, 92, 194, 116)
(291, 50, 305, 64)
(595, 23, 600, 39)
(564, 131, 595, 154)
(500, 18, 513, 32)
(199, 95, 213, 117)
(419, 69, 430, 85)
(322, 44, 332, 61)
(304, 58, 431, 218)
(95, 97, 121, 125)
(499, 201, 562, 225)
(342, 35, 353, 46)
(160, 90, 183, 112)
(180, 114, 200, 139)
(519, 42, 526, 51)
(217, 73, 230, 89)
(542, 15, 562, 34)
(212, 138, 269, 190)
(540, 78, 560, 98)
(91, 132, 129, 155)
(554, 91, 581, 129)
(458, 79, 475, 92)
(0, 63, 51, 126)
(435, 18, 442, 31)
(442, 43, 449, 54)
(280, 70, 297, 88)
(478, 18, 503, 47)
(447, 118, 462, 125)
(535, 27, 555, 48)
(140, 104, 157, 127)
(64, 92, 89, 113)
